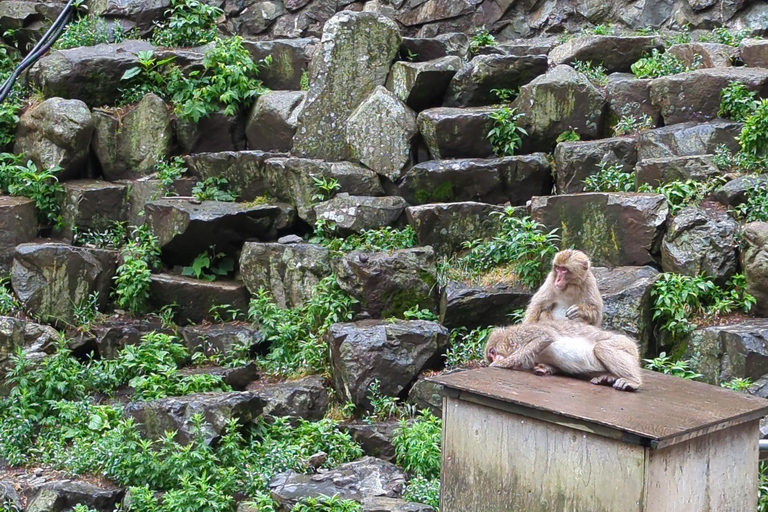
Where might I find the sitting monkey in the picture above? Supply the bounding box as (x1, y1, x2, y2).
(484, 320, 643, 392)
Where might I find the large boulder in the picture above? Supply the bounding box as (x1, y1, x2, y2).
(511, 64, 607, 151)
(0, 316, 58, 378)
(247, 374, 330, 421)
(417, 106, 495, 159)
(714, 175, 768, 208)
(91, 93, 173, 181)
(184, 151, 284, 202)
(593, 266, 659, 357)
(548, 35, 664, 73)
(175, 109, 248, 153)
(149, 274, 251, 325)
(57, 180, 128, 240)
(180, 323, 262, 360)
(242, 38, 318, 90)
(635, 155, 721, 188)
(333, 247, 437, 317)
(443, 54, 548, 107)
(0, 196, 36, 274)
(14, 97, 93, 180)
(315, 194, 408, 235)
(686, 320, 768, 384)
(439, 281, 532, 329)
(742, 222, 768, 317)
(292, 12, 401, 160)
(635, 120, 742, 160)
(91, 0, 170, 33)
(400, 33, 469, 61)
(239, 241, 332, 308)
(327, 320, 449, 409)
(70, 316, 173, 360)
(25, 480, 124, 512)
(605, 73, 660, 125)
(530, 193, 668, 267)
(386, 56, 461, 111)
(554, 137, 637, 194)
(740, 38, 768, 68)
(342, 421, 399, 461)
(245, 91, 305, 152)
(11, 243, 117, 325)
(346, 86, 418, 181)
(650, 68, 768, 125)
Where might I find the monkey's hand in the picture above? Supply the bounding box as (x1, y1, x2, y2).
(565, 305, 581, 320)
(490, 356, 524, 369)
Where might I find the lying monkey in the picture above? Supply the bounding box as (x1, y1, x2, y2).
(484, 320, 642, 391)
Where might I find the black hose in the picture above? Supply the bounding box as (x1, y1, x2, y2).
(0, 0, 77, 103)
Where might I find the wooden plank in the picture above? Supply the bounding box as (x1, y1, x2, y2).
(441, 397, 646, 512)
(431, 368, 768, 445)
(644, 420, 759, 511)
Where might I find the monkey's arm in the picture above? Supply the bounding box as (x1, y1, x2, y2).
(524, 299, 554, 323)
(490, 333, 554, 369)
(565, 303, 602, 325)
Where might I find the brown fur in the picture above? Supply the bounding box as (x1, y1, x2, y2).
(523, 249, 603, 326)
(484, 320, 642, 391)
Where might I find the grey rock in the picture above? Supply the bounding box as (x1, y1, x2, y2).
(0, 196, 36, 274)
(549, 35, 665, 73)
(399, 33, 469, 61)
(636, 120, 743, 160)
(180, 322, 262, 360)
(554, 137, 637, 194)
(118, 177, 195, 226)
(91, 0, 169, 33)
(714, 175, 768, 207)
(248, 374, 330, 421)
(667, 43, 738, 68)
(363, 497, 434, 512)
(342, 421, 398, 461)
(742, 222, 768, 317)
(635, 155, 721, 188)
(605, 73, 661, 126)
(149, 274, 251, 325)
(686, 320, 768, 384)
(327, 319, 449, 409)
(406, 376, 443, 416)
(0, 316, 58, 379)
(25, 480, 124, 512)
(175, 109, 248, 153)
(246, 91, 305, 152)
(242, 38, 318, 90)
(315, 194, 408, 235)
(386, 56, 461, 111)
(417, 106, 495, 159)
(184, 150, 286, 202)
(179, 364, 259, 391)
(396, 0, 473, 26)
(739, 38, 768, 68)
(14, 97, 93, 181)
(439, 281, 532, 329)
(70, 316, 172, 360)
(57, 180, 128, 241)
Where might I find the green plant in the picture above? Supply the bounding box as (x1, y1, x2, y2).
(182, 248, 234, 281)
(155, 156, 187, 189)
(54, 15, 126, 50)
(613, 113, 654, 136)
(192, 177, 237, 202)
(312, 225, 417, 254)
(403, 476, 440, 510)
(73, 221, 129, 250)
(113, 225, 161, 314)
(300, 69, 310, 91)
(760, 462, 768, 512)
(638, 177, 726, 215)
(491, 87, 517, 103)
(583, 163, 635, 192)
(393, 410, 442, 479)
(733, 179, 768, 222)
(156, 303, 178, 329)
(719, 80, 759, 122)
(0, 275, 20, 316)
(209, 303, 244, 323)
(556, 128, 581, 143)
(292, 495, 362, 512)
(739, 98, 768, 158)
(488, 107, 527, 157)
(666, 25, 692, 46)
(580, 23, 614, 36)
(0, 155, 64, 226)
(572, 60, 608, 86)
(119, 50, 178, 105)
(366, 379, 412, 422)
(312, 176, 341, 202)
(402, 305, 438, 321)
(721, 377, 752, 392)
(469, 27, 495, 53)
(699, 27, 752, 47)
(712, 144, 768, 173)
(72, 291, 100, 330)
(151, 0, 223, 48)
(643, 352, 702, 380)
(631, 48, 702, 78)
(445, 326, 492, 369)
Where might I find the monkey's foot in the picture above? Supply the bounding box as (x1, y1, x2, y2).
(533, 364, 556, 376)
(612, 378, 639, 392)
(590, 374, 617, 386)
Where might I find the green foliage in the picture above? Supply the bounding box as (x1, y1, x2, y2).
(491, 87, 517, 103)
(698, 27, 752, 47)
(721, 377, 752, 392)
(650, 273, 756, 340)
(760, 462, 768, 512)
(631, 48, 701, 78)
(0, 275, 20, 316)
(445, 326, 492, 369)
(155, 156, 187, 189)
(73, 221, 129, 250)
(366, 379, 413, 422)
(454, 212, 560, 290)
(719, 81, 759, 122)
(613, 113, 654, 136)
(733, 179, 768, 222)
(712, 144, 768, 173)
(643, 352, 702, 380)
(402, 305, 438, 321)
(312, 225, 417, 254)
(572, 60, 608, 86)
(209, 303, 244, 323)
(0, 154, 64, 226)
(300, 69, 310, 91)
(151, 0, 223, 48)
(583, 163, 635, 192)
(113, 225, 161, 314)
(248, 276, 357, 376)
(638, 177, 725, 215)
(580, 24, 614, 35)
(192, 176, 238, 202)
(119, 50, 178, 105)
(54, 15, 126, 50)
(0, 48, 24, 149)
(556, 128, 581, 143)
(312, 176, 341, 202)
(739, 98, 768, 157)
(182, 248, 234, 281)
(469, 27, 495, 53)
(403, 476, 440, 510)
(293, 495, 362, 512)
(393, 410, 442, 480)
(156, 303, 178, 329)
(488, 107, 527, 156)
(666, 26, 692, 46)
(72, 291, 100, 330)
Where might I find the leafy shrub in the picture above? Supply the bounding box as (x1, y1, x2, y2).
(733, 179, 768, 222)
(312, 176, 341, 202)
(445, 326, 492, 369)
(0, 47, 24, 149)
(0, 275, 20, 316)
(155, 156, 187, 189)
(73, 221, 129, 250)
(572, 60, 608, 86)
(469, 27, 494, 53)
(738, 98, 768, 157)
(151, 0, 222, 48)
(580, 24, 614, 35)
(491, 87, 517, 103)
(643, 352, 702, 380)
(0, 154, 64, 226)
(719, 81, 758, 122)
(403, 476, 440, 510)
(760, 462, 768, 512)
(366, 379, 414, 422)
(393, 410, 442, 479)
(119, 50, 178, 105)
(312, 225, 417, 254)
(488, 107, 527, 156)
(556, 128, 581, 143)
(293, 495, 362, 512)
(583, 163, 635, 192)
(712, 144, 767, 173)
(638, 177, 725, 215)
(192, 177, 237, 202)
(613, 113, 654, 136)
(182, 248, 234, 281)
(54, 15, 126, 50)
(698, 27, 752, 47)
(631, 48, 701, 78)
(721, 377, 752, 392)
(113, 225, 161, 314)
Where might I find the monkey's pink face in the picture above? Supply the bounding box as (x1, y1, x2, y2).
(487, 346, 499, 363)
(554, 265, 570, 289)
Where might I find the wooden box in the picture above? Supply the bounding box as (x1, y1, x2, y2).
(430, 368, 768, 512)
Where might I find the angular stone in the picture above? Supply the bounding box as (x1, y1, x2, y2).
(650, 68, 768, 125)
(144, 198, 282, 265)
(636, 120, 743, 160)
(242, 38, 318, 90)
(530, 193, 668, 267)
(512, 64, 607, 151)
(175, 109, 248, 153)
(91, 0, 169, 33)
(740, 38, 768, 68)
(26, 481, 124, 512)
(57, 180, 128, 240)
(245, 91, 305, 152)
(91, 93, 173, 181)
(239, 242, 331, 308)
(417, 106, 495, 159)
(341, 421, 398, 461)
(439, 281, 532, 329)
(327, 320, 449, 409)
(686, 321, 768, 384)
(398, 158, 501, 205)
(406, 202, 505, 257)
(184, 151, 285, 202)
(0, 2, 63, 50)
(180, 323, 262, 360)
(635, 155, 721, 188)
(554, 137, 637, 194)
(386, 56, 461, 111)
(605, 73, 661, 126)
(742, 222, 768, 317)
(270, 457, 406, 508)
(11, 243, 117, 324)
(315, 194, 407, 235)
(293, 12, 401, 160)
(222, 0, 285, 36)
(0, 196, 36, 274)
(14, 97, 93, 180)
(179, 364, 259, 391)
(123, 391, 265, 444)
(443, 54, 548, 107)
(406, 376, 443, 416)
(333, 247, 437, 317)
(395, 0, 473, 26)
(119, 177, 195, 226)
(714, 175, 768, 207)
(666, 43, 738, 68)
(148, 274, 251, 325)
(0, 316, 58, 378)
(549, 35, 665, 73)
(247, 374, 330, 421)
(400, 33, 469, 61)
(593, 266, 659, 356)
(69, 316, 172, 360)
(347, 86, 417, 181)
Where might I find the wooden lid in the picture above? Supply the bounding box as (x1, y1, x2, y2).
(430, 368, 768, 449)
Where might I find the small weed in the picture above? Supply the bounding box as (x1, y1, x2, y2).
(733, 179, 768, 222)
(209, 303, 244, 322)
(0, 275, 20, 316)
(72, 292, 100, 331)
(192, 177, 238, 202)
(491, 87, 517, 103)
(0, 155, 64, 227)
(402, 305, 438, 321)
(719, 81, 759, 122)
(293, 495, 362, 512)
(445, 327, 492, 369)
(155, 156, 187, 189)
(698, 27, 752, 47)
(156, 303, 178, 329)
(488, 107, 527, 157)
(311, 176, 341, 202)
(54, 15, 126, 50)
(366, 379, 413, 422)
(643, 352, 702, 380)
(721, 377, 752, 392)
(151, 0, 223, 48)
(580, 24, 615, 36)
(631, 49, 702, 78)
(556, 128, 581, 143)
(182, 248, 234, 281)
(312, 225, 417, 255)
(583, 163, 635, 192)
(469, 27, 495, 54)
(403, 476, 440, 510)
(738, 98, 768, 158)
(638, 177, 726, 215)
(713, 145, 767, 173)
(666, 25, 692, 46)
(393, 410, 442, 480)
(113, 225, 161, 314)
(73, 221, 129, 250)
(300, 69, 310, 91)
(613, 113, 654, 136)
(572, 60, 608, 86)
